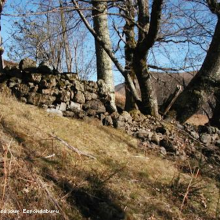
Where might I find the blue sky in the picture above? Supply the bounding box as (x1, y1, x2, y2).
(0, 0, 217, 85)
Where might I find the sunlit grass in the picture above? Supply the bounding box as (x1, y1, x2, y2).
(0, 93, 219, 219)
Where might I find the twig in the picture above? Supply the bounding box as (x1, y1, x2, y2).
(37, 178, 69, 220)
(181, 167, 200, 210)
(50, 133, 96, 160)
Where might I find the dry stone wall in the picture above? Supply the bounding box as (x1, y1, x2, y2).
(0, 58, 117, 124)
(1, 59, 220, 168)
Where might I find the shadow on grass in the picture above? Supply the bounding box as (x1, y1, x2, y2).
(99, 126, 138, 151)
(44, 170, 125, 220)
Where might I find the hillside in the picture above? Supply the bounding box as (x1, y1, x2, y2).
(115, 72, 195, 106)
(0, 93, 219, 220)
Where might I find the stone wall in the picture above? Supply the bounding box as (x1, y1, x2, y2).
(1, 59, 220, 166)
(0, 58, 116, 125)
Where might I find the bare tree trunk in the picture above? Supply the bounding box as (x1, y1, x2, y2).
(124, 0, 138, 111)
(59, 0, 72, 72)
(170, 16, 220, 123)
(92, 0, 116, 112)
(130, 0, 162, 117)
(133, 54, 159, 116)
(73, 0, 163, 116)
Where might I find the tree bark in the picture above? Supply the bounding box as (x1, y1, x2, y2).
(73, 0, 163, 117)
(124, 0, 138, 111)
(170, 17, 220, 123)
(133, 54, 159, 116)
(130, 0, 162, 117)
(92, 0, 116, 112)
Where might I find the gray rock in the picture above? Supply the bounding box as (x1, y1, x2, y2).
(115, 120, 126, 130)
(135, 130, 148, 139)
(8, 77, 22, 88)
(57, 102, 67, 111)
(40, 76, 57, 89)
(74, 80, 84, 91)
(12, 83, 30, 97)
(160, 139, 176, 153)
(200, 134, 212, 144)
(27, 73, 42, 83)
(64, 73, 78, 81)
(42, 89, 53, 95)
(160, 147, 167, 155)
(84, 81, 98, 93)
(46, 108, 63, 117)
(63, 111, 75, 117)
(151, 134, 160, 145)
(190, 131, 199, 139)
(198, 125, 218, 134)
(86, 109, 97, 117)
(85, 91, 98, 101)
(83, 100, 106, 113)
(215, 139, 220, 147)
(102, 116, 113, 126)
(121, 111, 133, 123)
(38, 61, 52, 74)
(20, 97, 27, 103)
(59, 90, 71, 102)
(27, 93, 56, 106)
(135, 130, 153, 140)
(69, 101, 81, 111)
(19, 58, 37, 71)
(74, 91, 85, 104)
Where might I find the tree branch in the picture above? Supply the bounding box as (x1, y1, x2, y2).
(72, 0, 141, 102)
(145, 0, 163, 50)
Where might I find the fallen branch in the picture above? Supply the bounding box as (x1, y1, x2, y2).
(161, 85, 182, 116)
(50, 134, 96, 160)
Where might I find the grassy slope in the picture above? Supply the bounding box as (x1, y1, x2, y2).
(0, 93, 219, 220)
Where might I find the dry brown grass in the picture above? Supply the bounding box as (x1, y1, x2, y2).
(0, 93, 218, 219)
